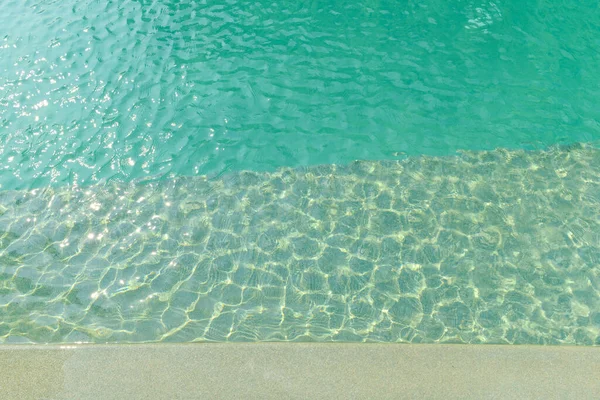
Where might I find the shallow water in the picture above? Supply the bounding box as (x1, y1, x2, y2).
(1, 144, 599, 344)
(2, 0, 600, 189)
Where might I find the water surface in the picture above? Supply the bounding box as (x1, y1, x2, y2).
(1, 0, 599, 189)
(1, 0, 600, 344)
(1, 145, 599, 344)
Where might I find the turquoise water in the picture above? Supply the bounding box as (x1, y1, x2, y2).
(1, 0, 600, 344)
(1, 0, 600, 189)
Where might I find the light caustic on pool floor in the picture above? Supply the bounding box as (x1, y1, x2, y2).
(0, 143, 600, 344)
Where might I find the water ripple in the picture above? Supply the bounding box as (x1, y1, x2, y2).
(0, 144, 599, 344)
(1, 0, 600, 189)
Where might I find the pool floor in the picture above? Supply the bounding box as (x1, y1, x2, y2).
(0, 143, 599, 344)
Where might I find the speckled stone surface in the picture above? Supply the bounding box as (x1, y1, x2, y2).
(1, 143, 599, 344)
(1, 343, 599, 400)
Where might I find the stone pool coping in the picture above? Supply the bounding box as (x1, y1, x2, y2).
(0, 343, 598, 399)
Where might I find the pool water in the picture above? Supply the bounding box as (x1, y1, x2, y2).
(2, 0, 600, 189)
(1, 0, 600, 344)
(1, 144, 600, 344)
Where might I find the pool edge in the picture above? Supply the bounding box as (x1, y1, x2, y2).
(1, 343, 599, 399)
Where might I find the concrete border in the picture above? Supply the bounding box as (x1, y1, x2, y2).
(0, 343, 598, 399)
